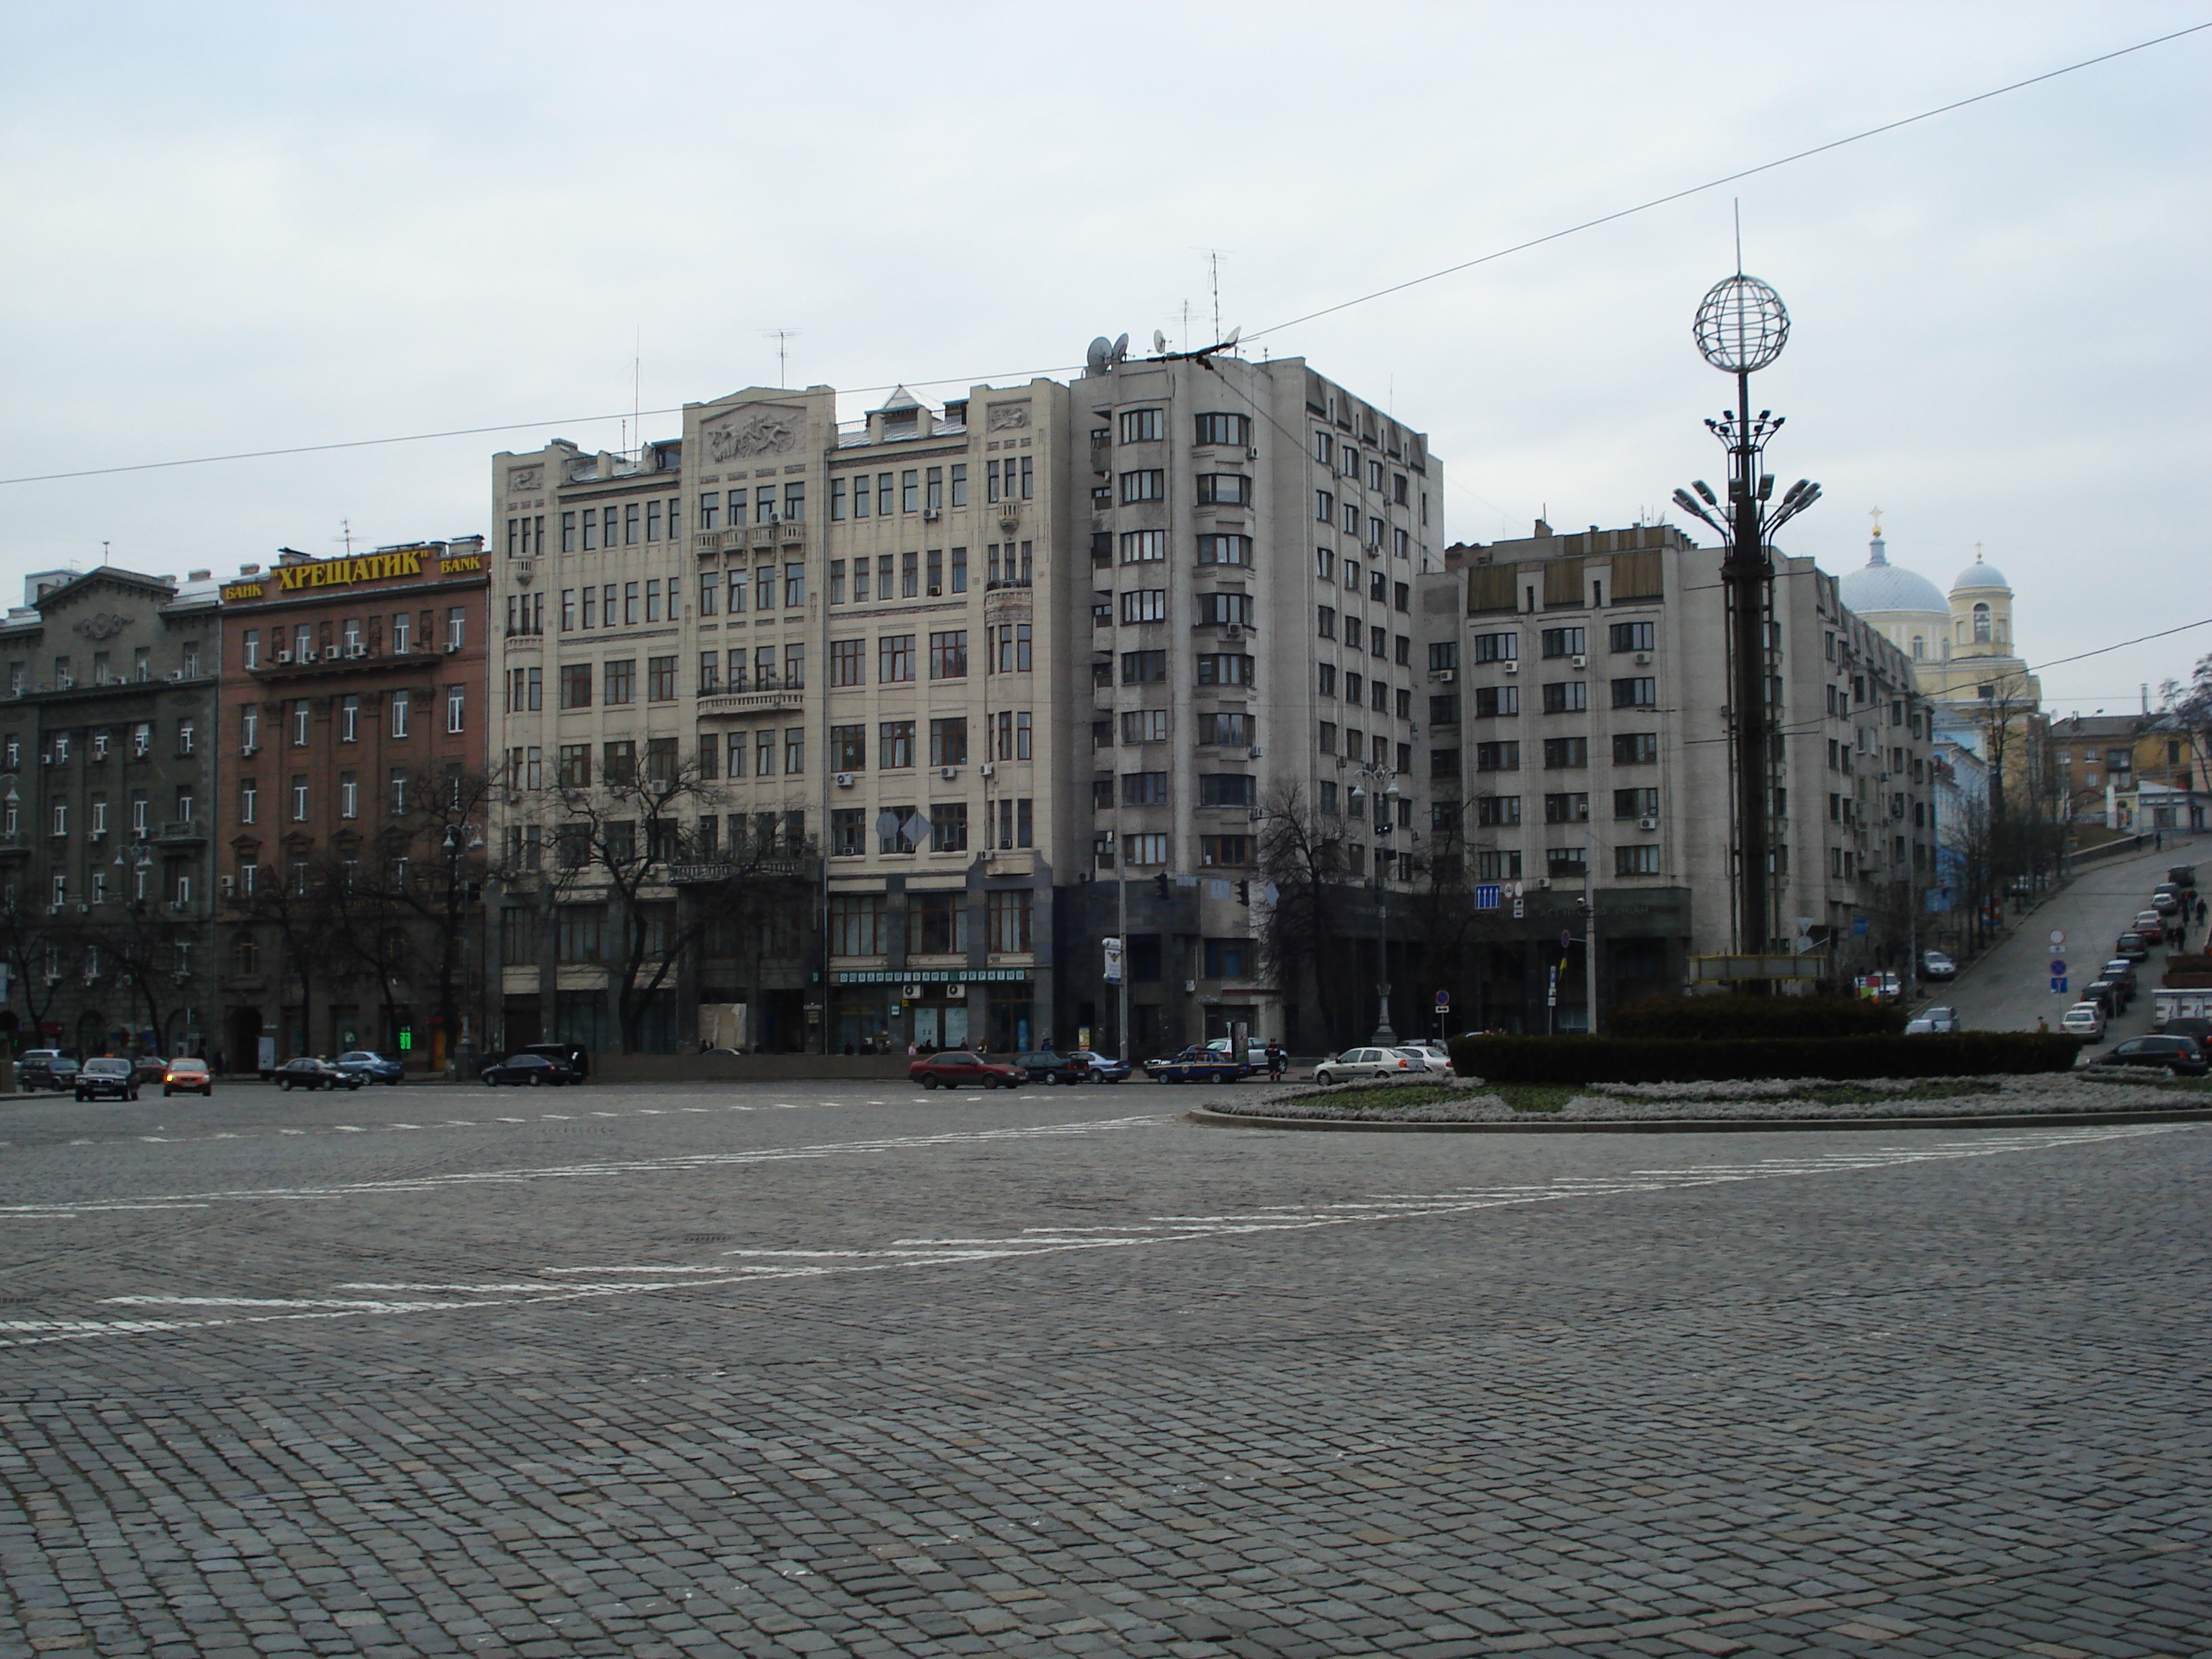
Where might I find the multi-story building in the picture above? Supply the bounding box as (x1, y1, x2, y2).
(2049, 711, 2206, 832)
(1423, 521, 1936, 1029)
(487, 350, 1444, 1055)
(213, 540, 490, 1071)
(0, 565, 222, 1058)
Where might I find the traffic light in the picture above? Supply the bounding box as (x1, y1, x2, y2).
(1154, 873, 1171, 900)
(1236, 880, 1250, 906)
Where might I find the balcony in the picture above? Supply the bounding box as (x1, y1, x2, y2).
(698, 685, 806, 717)
(156, 819, 207, 845)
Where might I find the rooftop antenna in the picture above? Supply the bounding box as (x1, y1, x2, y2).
(762, 328, 801, 389)
(100, 540, 110, 564)
(1733, 197, 1743, 274)
(633, 328, 642, 457)
(334, 517, 354, 557)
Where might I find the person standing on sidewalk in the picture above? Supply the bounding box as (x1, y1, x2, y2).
(1264, 1039, 1285, 1082)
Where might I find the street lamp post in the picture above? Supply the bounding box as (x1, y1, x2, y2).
(1354, 764, 1399, 1043)
(1673, 271, 1822, 958)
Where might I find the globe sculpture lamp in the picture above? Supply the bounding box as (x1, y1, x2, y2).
(1693, 274, 1790, 375)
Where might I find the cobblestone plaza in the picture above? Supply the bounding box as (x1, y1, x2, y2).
(1, 1084, 2204, 1658)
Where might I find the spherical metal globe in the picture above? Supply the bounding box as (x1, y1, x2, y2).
(1694, 274, 1789, 374)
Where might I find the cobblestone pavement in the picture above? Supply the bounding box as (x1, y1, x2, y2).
(1, 1081, 2206, 1658)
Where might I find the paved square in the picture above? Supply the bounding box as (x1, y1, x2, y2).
(0, 1081, 2205, 1657)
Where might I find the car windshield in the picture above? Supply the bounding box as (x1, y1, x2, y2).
(84, 1059, 130, 1074)
(168, 1058, 206, 1071)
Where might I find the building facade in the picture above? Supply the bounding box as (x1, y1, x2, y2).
(0, 566, 223, 1058)
(1424, 522, 1936, 1029)
(487, 351, 1444, 1055)
(213, 541, 491, 1071)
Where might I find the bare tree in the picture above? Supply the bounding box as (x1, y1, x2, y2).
(0, 894, 87, 1051)
(354, 767, 494, 1066)
(1254, 783, 1355, 1050)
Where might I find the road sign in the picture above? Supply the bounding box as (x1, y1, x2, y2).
(1852, 916, 1869, 936)
(1434, 989, 1450, 1007)
(2051, 976, 2068, 994)
(1560, 930, 1573, 950)
(2050, 959, 2067, 976)
(1512, 897, 1524, 918)
(2049, 929, 2066, 945)
(1474, 884, 1501, 911)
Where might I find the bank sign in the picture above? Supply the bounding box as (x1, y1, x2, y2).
(222, 547, 483, 603)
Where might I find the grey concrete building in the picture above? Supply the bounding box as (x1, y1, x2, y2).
(0, 566, 223, 1060)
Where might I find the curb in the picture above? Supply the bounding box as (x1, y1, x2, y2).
(1184, 1105, 2212, 1134)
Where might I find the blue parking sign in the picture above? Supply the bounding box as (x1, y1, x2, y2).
(2051, 976, 2067, 994)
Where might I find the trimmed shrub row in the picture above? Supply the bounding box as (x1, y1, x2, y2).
(1604, 994, 1905, 1041)
(1447, 1031, 2082, 1085)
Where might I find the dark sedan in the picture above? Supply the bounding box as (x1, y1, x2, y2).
(480, 1052, 579, 1087)
(336, 1050, 405, 1086)
(2090, 1034, 2208, 1076)
(75, 1057, 141, 1101)
(909, 1051, 1024, 1089)
(274, 1057, 364, 1092)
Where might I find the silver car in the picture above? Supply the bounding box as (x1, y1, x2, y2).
(1395, 1043, 1458, 1081)
(1311, 1046, 1420, 1085)
(1904, 1006, 1961, 1035)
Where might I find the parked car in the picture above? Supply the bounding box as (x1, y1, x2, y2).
(1071, 1050, 1132, 1084)
(2161, 1015, 2212, 1046)
(1311, 1046, 1421, 1085)
(2081, 980, 2126, 1018)
(336, 1050, 405, 1086)
(2089, 1034, 2208, 1076)
(2150, 885, 2182, 915)
(1396, 1043, 1458, 1079)
(17, 1051, 79, 1091)
(521, 1041, 590, 1079)
(131, 1055, 169, 1085)
(1145, 1045, 1251, 1084)
(75, 1057, 140, 1101)
(2131, 910, 2166, 945)
(1017, 1048, 1129, 1084)
(2059, 1002, 2106, 1039)
(1918, 949, 1958, 981)
(2104, 959, 2141, 996)
(1204, 1037, 1270, 1069)
(162, 1056, 212, 1097)
(1905, 1006, 1962, 1034)
(480, 1052, 580, 1087)
(2168, 864, 2198, 891)
(2115, 932, 2150, 962)
(274, 1056, 364, 1092)
(909, 1050, 1024, 1089)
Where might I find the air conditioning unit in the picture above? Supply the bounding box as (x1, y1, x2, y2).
(1535, 878, 1551, 889)
(1637, 816, 1660, 832)
(1429, 668, 1456, 683)
(1502, 661, 1519, 674)
(242, 744, 257, 757)
(940, 765, 958, 781)
(1571, 655, 1587, 668)
(834, 772, 855, 788)
(927, 585, 942, 597)
(923, 507, 941, 521)
(979, 762, 996, 779)
(1247, 745, 1264, 759)
(1635, 652, 1652, 665)
(445, 641, 462, 652)
(274, 650, 292, 665)
(219, 875, 235, 896)
(348, 644, 367, 659)
(169, 668, 185, 681)
(1223, 625, 1243, 641)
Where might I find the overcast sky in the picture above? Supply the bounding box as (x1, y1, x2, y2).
(2, 1, 2205, 714)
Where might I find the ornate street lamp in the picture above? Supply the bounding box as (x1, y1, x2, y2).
(1672, 273, 1822, 956)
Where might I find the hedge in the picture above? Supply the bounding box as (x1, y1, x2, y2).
(1446, 1032, 2081, 1085)
(1605, 994, 1905, 1041)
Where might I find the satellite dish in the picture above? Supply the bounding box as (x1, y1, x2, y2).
(1220, 325, 1241, 348)
(1086, 336, 1112, 374)
(1153, 329, 1168, 355)
(1110, 332, 1129, 364)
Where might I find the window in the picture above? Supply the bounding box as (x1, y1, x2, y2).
(927, 631, 968, 680)
(1202, 938, 1250, 980)
(827, 891, 887, 954)
(1541, 626, 1586, 658)
(1197, 534, 1252, 567)
(1611, 677, 1658, 709)
(446, 685, 466, 733)
(1120, 408, 1161, 443)
(1472, 685, 1519, 718)
(1196, 654, 1254, 686)
(1344, 671, 1362, 705)
(927, 801, 967, 853)
(755, 566, 776, 611)
(1120, 529, 1166, 564)
(1315, 547, 1335, 582)
(1195, 473, 1251, 505)
(1199, 835, 1251, 867)
(830, 639, 865, 687)
(1119, 709, 1168, 745)
(698, 652, 720, 695)
(1122, 650, 1166, 684)
(1472, 633, 1517, 664)
(1542, 681, 1588, 714)
(390, 768, 409, 814)
(1197, 593, 1252, 627)
(603, 660, 637, 706)
(559, 664, 592, 709)
(1429, 693, 1460, 724)
(556, 744, 590, 788)
(879, 634, 915, 683)
(989, 623, 1033, 673)
(1614, 787, 1660, 819)
(879, 721, 914, 769)
(1543, 737, 1588, 769)
(1475, 850, 1523, 881)
(1475, 741, 1521, 772)
(830, 809, 867, 859)
(1547, 846, 1588, 878)
(1316, 489, 1335, 523)
(1123, 832, 1167, 866)
(950, 466, 968, 508)
(1316, 662, 1336, 697)
(1121, 771, 1168, 806)
(647, 656, 677, 701)
(390, 691, 410, 737)
(1124, 589, 1169, 624)
(784, 562, 805, 607)
(1614, 732, 1658, 765)
(990, 710, 1032, 761)
(1610, 621, 1655, 653)
(1475, 796, 1521, 827)
(603, 739, 637, 785)
(929, 718, 968, 768)
(783, 727, 806, 775)
(1120, 469, 1164, 504)
(1199, 773, 1254, 807)
(1616, 845, 1662, 876)
(1544, 792, 1591, 824)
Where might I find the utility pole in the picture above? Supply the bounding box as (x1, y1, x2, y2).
(1583, 831, 1598, 1034)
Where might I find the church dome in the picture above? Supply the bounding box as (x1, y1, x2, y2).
(1952, 559, 2010, 593)
(1838, 535, 1947, 617)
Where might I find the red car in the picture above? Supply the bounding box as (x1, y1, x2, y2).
(909, 1051, 1024, 1089)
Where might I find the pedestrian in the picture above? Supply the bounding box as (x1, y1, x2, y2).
(1264, 1039, 1285, 1082)
(2036, 1017, 2048, 1033)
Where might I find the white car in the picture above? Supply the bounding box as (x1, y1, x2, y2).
(1311, 1046, 1419, 1085)
(2059, 1002, 2105, 1039)
(1395, 1044, 1457, 1081)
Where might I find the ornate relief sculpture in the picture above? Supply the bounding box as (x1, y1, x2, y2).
(705, 408, 801, 462)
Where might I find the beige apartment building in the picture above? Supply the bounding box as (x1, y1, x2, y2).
(1423, 523, 1936, 1029)
(487, 350, 1442, 1054)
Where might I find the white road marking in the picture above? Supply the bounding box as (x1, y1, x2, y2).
(0, 1123, 2184, 1349)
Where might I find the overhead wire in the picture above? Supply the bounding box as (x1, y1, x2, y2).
(3, 23, 2205, 495)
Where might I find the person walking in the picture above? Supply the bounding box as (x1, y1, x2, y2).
(1264, 1039, 1285, 1082)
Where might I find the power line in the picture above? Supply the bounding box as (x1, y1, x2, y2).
(1243, 21, 2212, 344)
(2029, 618, 2212, 673)
(3, 23, 2203, 493)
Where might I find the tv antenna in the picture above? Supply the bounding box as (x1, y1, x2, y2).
(762, 328, 801, 388)
(333, 517, 355, 557)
